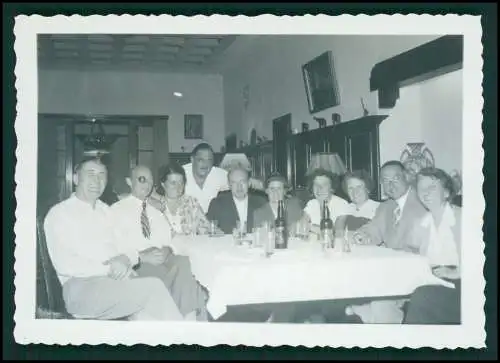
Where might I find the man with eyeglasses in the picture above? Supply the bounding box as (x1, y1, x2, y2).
(110, 165, 209, 321)
(345, 160, 429, 324)
(351, 160, 427, 252)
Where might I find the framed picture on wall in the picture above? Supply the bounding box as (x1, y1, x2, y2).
(184, 114, 204, 139)
(302, 51, 341, 114)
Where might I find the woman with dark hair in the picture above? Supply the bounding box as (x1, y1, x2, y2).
(341, 170, 379, 218)
(303, 168, 350, 237)
(148, 162, 212, 236)
(334, 170, 381, 232)
(404, 167, 462, 324)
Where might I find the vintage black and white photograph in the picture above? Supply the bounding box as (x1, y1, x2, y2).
(13, 14, 485, 348)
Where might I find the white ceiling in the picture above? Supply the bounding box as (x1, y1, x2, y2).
(37, 34, 239, 73)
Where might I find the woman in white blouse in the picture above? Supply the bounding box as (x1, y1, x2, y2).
(404, 167, 461, 324)
(302, 168, 350, 237)
(335, 170, 380, 233)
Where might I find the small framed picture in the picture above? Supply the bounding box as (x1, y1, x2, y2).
(184, 114, 203, 139)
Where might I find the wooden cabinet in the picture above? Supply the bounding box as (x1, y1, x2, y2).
(290, 115, 387, 200)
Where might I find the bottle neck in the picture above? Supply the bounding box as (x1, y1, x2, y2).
(276, 201, 284, 220)
(322, 201, 331, 220)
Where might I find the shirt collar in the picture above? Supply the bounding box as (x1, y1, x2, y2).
(395, 187, 411, 210)
(188, 163, 215, 182)
(128, 194, 148, 206)
(70, 193, 104, 211)
(233, 195, 249, 206)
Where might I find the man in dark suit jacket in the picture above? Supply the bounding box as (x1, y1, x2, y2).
(206, 166, 267, 234)
(253, 172, 304, 229)
(353, 160, 428, 252)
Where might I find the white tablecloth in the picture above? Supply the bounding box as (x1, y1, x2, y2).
(173, 235, 453, 319)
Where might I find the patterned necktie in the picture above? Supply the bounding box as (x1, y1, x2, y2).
(141, 200, 151, 239)
(393, 205, 402, 226)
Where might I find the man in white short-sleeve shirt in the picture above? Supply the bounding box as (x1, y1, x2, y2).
(183, 143, 228, 213)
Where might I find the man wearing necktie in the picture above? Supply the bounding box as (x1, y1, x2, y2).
(111, 165, 208, 321)
(352, 160, 427, 252)
(346, 160, 428, 324)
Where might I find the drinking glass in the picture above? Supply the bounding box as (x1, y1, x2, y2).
(343, 229, 352, 253)
(252, 227, 261, 247)
(185, 213, 197, 237)
(233, 220, 246, 245)
(209, 220, 218, 236)
(295, 217, 310, 241)
(232, 227, 242, 245)
(264, 226, 275, 257)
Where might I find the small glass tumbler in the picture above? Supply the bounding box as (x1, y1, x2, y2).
(343, 230, 352, 253)
(209, 220, 218, 236)
(252, 227, 262, 247)
(264, 226, 275, 257)
(232, 227, 242, 245)
(295, 218, 310, 241)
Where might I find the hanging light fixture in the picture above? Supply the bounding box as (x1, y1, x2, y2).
(77, 118, 118, 157)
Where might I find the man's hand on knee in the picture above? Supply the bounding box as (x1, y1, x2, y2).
(105, 254, 132, 280)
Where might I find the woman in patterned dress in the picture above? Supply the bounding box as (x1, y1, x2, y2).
(148, 162, 212, 236)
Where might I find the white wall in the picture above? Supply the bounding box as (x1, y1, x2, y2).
(419, 70, 463, 172)
(38, 70, 225, 152)
(223, 35, 463, 173)
(379, 83, 423, 165)
(380, 69, 463, 174)
(223, 35, 440, 141)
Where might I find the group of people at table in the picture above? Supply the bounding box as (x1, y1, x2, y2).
(43, 142, 462, 324)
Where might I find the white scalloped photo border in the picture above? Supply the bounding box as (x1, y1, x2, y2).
(13, 14, 485, 348)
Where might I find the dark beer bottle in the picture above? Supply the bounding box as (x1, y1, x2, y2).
(320, 200, 334, 248)
(275, 200, 288, 249)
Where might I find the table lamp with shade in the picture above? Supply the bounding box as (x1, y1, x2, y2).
(219, 153, 252, 172)
(306, 152, 348, 176)
(306, 152, 349, 201)
(219, 153, 264, 191)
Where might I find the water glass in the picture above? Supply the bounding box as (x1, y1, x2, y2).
(295, 218, 310, 241)
(264, 227, 275, 257)
(232, 227, 242, 245)
(209, 220, 218, 236)
(252, 227, 262, 247)
(185, 213, 197, 237)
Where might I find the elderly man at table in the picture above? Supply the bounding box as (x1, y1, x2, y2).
(183, 143, 229, 213)
(206, 165, 267, 234)
(110, 165, 209, 321)
(254, 172, 303, 229)
(352, 160, 428, 251)
(44, 157, 183, 321)
(346, 160, 429, 323)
